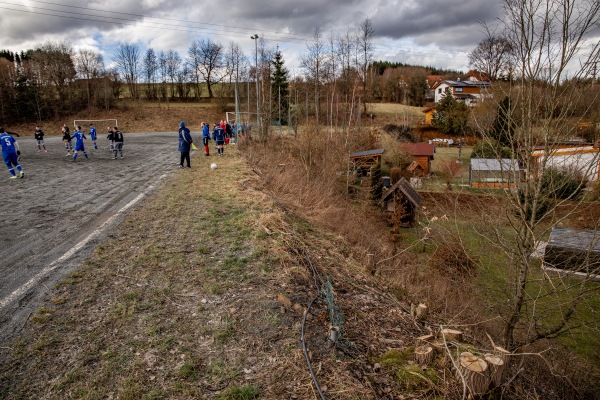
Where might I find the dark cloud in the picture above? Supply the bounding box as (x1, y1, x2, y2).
(0, 0, 503, 70)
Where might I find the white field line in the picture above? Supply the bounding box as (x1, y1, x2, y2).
(0, 175, 167, 311)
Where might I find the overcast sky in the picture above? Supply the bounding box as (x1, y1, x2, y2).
(0, 0, 505, 73)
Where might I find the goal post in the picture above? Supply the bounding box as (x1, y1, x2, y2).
(73, 119, 118, 130)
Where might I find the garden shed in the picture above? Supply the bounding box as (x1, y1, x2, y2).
(403, 143, 435, 176)
(350, 148, 385, 177)
(543, 227, 600, 281)
(381, 177, 422, 229)
(469, 158, 520, 189)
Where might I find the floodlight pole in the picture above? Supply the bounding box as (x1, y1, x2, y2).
(251, 34, 260, 134)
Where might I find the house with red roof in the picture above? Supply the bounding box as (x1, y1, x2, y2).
(402, 142, 435, 176)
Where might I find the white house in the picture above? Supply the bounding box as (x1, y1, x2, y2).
(431, 78, 491, 107)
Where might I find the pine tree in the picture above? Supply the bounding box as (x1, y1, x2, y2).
(488, 96, 515, 148)
(432, 88, 469, 134)
(271, 49, 289, 125)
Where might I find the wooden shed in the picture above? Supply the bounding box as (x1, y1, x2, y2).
(350, 148, 385, 177)
(381, 177, 422, 229)
(402, 143, 435, 176)
(543, 227, 600, 281)
(469, 158, 520, 189)
(422, 106, 436, 125)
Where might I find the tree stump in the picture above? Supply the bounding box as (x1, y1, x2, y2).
(484, 354, 505, 388)
(414, 345, 435, 365)
(431, 338, 447, 354)
(416, 334, 435, 347)
(458, 352, 489, 395)
(441, 328, 463, 343)
(415, 303, 428, 320)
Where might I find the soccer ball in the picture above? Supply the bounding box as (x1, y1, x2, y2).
(210, 163, 218, 170)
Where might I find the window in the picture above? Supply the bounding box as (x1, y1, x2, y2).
(455, 87, 463, 92)
(438, 88, 442, 94)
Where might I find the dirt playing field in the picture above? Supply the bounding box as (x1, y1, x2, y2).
(0, 132, 190, 344)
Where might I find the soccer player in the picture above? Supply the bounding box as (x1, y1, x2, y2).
(89, 123, 97, 149)
(212, 123, 226, 156)
(201, 122, 211, 156)
(107, 126, 114, 151)
(178, 121, 193, 168)
(34, 126, 47, 152)
(71, 125, 89, 162)
(0, 127, 25, 179)
(112, 126, 124, 159)
(62, 124, 72, 155)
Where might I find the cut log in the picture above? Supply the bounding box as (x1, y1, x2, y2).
(416, 334, 435, 347)
(458, 352, 489, 395)
(493, 345, 511, 363)
(415, 303, 429, 320)
(441, 328, 463, 343)
(484, 353, 505, 388)
(414, 345, 435, 365)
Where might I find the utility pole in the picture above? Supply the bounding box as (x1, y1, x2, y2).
(251, 34, 260, 135)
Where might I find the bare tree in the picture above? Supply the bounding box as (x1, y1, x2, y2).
(357, 18, 374, 113)
(187, 40, 203, 98)
(470, 0, 600, 350)
(75, 49, 104, 107)
(301, 27, 326, 124)
(468, 24, 514, 80)
(143, 48, 158, 100)
(113, 42, 141, 99)
(197, 39, 224, 98)
(165, 50, 181, 99)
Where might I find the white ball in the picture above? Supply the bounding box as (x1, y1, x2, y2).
(210, 163, 218, 169)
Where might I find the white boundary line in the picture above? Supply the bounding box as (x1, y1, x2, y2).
(0, 175, 166, 311)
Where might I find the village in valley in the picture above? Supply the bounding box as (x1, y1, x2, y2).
(0, 1, 599, 399)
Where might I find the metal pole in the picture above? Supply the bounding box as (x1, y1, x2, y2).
(251, 34, 260, 135)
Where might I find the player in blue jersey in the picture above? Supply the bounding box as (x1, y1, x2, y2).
(0, 127, 25, 179)
(89, 123, 97, 149)
(201, 122, 211, 156)
(212, 123, 226, 156)
(71, 126, 89, 162)
(178, 121, 193, 168)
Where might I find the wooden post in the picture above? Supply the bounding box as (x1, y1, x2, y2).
(458, 352, 489, 396)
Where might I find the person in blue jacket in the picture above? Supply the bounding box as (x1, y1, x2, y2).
(71, 125, 89, 162)
(212, 123, 226, 156)
(201, 122, 211, 156)
(178, 121, 193, 168)
(0, 127, 25, 179)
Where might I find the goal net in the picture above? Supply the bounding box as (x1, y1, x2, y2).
(73, 119, 118, 130)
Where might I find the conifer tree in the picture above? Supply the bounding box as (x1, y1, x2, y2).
(271, 49, 289, 125)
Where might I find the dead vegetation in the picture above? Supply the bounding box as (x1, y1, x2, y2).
(1, 103, 599, 399)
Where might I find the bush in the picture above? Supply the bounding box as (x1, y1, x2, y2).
(431, 242, 477, 277)
(383, 124, 413, 142)
(471, 138, 513, 159)
(541, 167, 586, 200)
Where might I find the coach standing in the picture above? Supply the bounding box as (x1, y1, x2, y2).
(178, 121, 193, 168)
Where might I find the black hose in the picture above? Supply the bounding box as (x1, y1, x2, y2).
(301, 295, 327, 400)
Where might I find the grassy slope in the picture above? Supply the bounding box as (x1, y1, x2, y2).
(0, 145, 420, 399)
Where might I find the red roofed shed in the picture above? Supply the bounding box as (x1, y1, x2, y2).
(402, 143, 435, 176)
